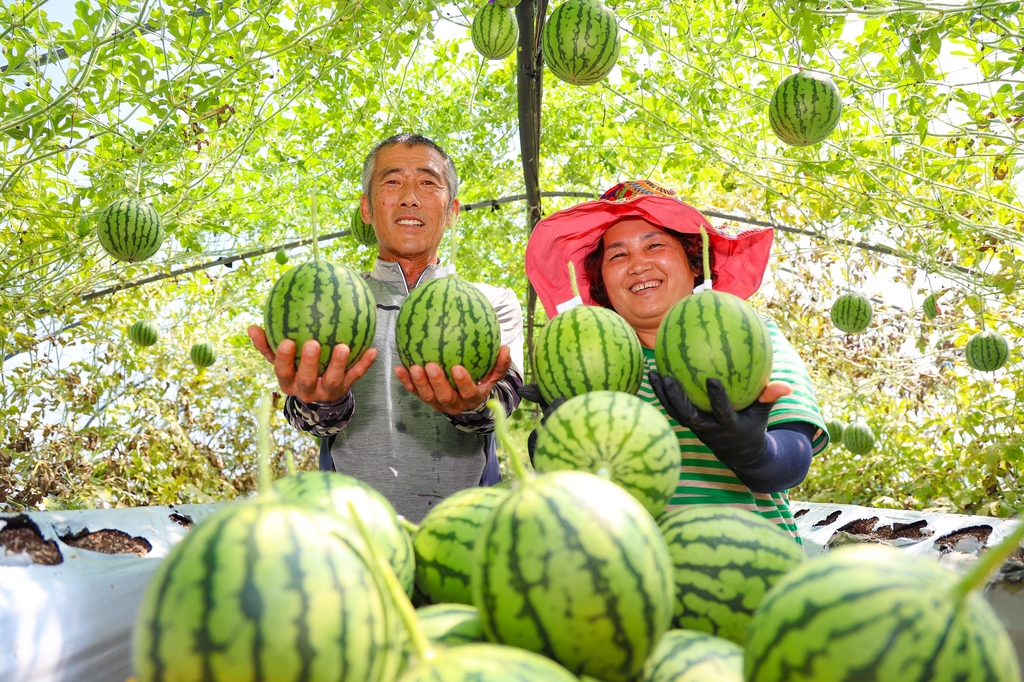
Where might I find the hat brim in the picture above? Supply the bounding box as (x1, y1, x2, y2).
(525, 195, 774, 319)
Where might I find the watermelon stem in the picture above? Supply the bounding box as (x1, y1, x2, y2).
(284, 448, 297, 477)
(951, 516, 1024, 605)
(398, 517, 419, 535)
(346, 501, 435, 663)
(256, 393, 276, 495)
(567, 260, 580, 298)
(699, 227, 710, 288)
(311, 183, 321, 263)
(488, 399, 531, 483)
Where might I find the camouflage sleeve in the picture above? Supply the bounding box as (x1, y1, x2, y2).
(284, 393, 355, 438)
(444, 369, 524, 434)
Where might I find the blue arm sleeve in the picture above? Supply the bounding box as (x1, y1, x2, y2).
(729, 421, 815, 494)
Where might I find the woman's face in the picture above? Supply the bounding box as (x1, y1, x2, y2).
(600, 219, 695, 333)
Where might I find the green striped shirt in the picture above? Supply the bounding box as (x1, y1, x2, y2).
(638, 318, 828, 542)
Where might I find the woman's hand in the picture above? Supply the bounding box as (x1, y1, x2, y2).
(648, 371, 793, 467)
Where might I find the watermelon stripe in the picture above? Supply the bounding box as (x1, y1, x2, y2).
(283, 514, 316, 679)
(197, 508, 235, 674)
(240, 513, 266, 681)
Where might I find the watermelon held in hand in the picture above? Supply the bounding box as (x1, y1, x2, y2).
(97, 197, 165, 262)
(264, 260, 377, 375)
(413, 486, 508, 605)
(350, 207, 377, 247)
(768, 69, 843, 146)
(470, 2, 518, 60)
(190, 342, 216, 368)
(965, 330, 1009, 372)
(542, 0, 621, 85)
(830, 292, 873, 334)
(274, 471, 415, 596)
(395, 277, 500, 387)
(655, 290, 773, 414)
(534, 391, 679, 518)
(744, 543, 1023, 682)
(533, 304, 643, 405)
(128, 320, 159, 347)
(641, 629, 744, 682)
(657, 506, 804, 645)
(842, 420, 875, 454)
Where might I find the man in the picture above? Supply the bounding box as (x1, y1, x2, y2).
(248, 133, 524, 522)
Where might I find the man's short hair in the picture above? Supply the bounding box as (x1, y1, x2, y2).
(361, 133, 460, 208)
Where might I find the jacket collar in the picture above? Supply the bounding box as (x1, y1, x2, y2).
(370, 258, 442, 295)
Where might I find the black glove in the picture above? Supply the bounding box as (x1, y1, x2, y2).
(516, 383, 566, 463)
(648, 370, 774, 469)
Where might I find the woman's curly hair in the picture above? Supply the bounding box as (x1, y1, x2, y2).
(582, 227, 716, 310)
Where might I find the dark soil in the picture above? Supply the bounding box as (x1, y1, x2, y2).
(793, 508, 809, 518)
(838, 516, 879, 535)
(0, 515, 62, 565)
(934, 525, 993, 553)
(868, 519, 933, 541)
(169, 511, 193, 527)
(61, 528, 152, 556)
(813, 510, 843, 527)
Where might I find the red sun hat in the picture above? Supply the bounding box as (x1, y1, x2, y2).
(525, 180, 775, 319)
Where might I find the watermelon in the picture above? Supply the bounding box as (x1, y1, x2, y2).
(965, 330, 1009, 372)
(416, 603, 484, 647)
(768, 69, 843, 146)
(264, 260, 377, 375)
(842, 420, 875, 455)
(350, 207, 377, 247)
(128, 320, 159, 347)
(413, 486, 508, 605)
(923, 292, 941, 321)
(744, 543, 1022, 682)
(97, 197, 165, 263)
(275, 249, 289, 265)
(274, 471, 415, 596)
(654, 291, 773, 414)
(395, 277, 500, 387)
(472, 470, 674, 682)
(496, 0, 521, 6)
(471, 2, 518, 60)
(825, 418, 845, 444)
(657, 506, 805, 645)
(830, 292, 873, 334)
(641, 630, 744, 682)
(533, 390, 679, 518)
(542, 0, 621, 85)
(190, 342, 216, 369)
(399, 643, 580, 682)
(133, 499, 404, 682)
(533, 305, 643, 405)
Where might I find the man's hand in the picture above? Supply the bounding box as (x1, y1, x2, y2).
(247, 325, 377, 404)
(394, 345, 512, 415)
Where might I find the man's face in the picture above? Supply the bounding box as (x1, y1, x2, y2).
(362, 143, 459, 263)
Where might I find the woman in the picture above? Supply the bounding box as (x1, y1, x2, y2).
(523, 180, 828, 540)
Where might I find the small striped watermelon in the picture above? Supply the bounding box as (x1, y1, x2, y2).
(398, 643, 580, 682)
(274, 471, 415, 595)
(471, 2, 518, 60)
(542, 0, 621, 85)
(128, 320, 159, 347)
(641, 630, 744, 682)
(744, 543, 1022, 682)
(350, 207, 377, 247)
(97, 197, 165, 262)
(190, 342, 216, 368)
(830, 292, 873, 334)
(395, 277, 500, 387)
(825, 418, 845, 445)
(533, 305, 643, 405)
(413, 486, 508, 605)
(134, 499, 404, 682)
(472, 470, 674, 682)
(655, 291, 773, 414)
(417, 603, 484, 647)
(768, 69, 843, 146)
(275, 249, 289, 265)
(965, 330, 1009, 372)
(496, 0, 521, 6)
(264, 260, 377, 374)
(923, 292, 941, 321)
(534, 391, 679, 518)
(658, 506, 805, 645)
(842, 420, 875, 454)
